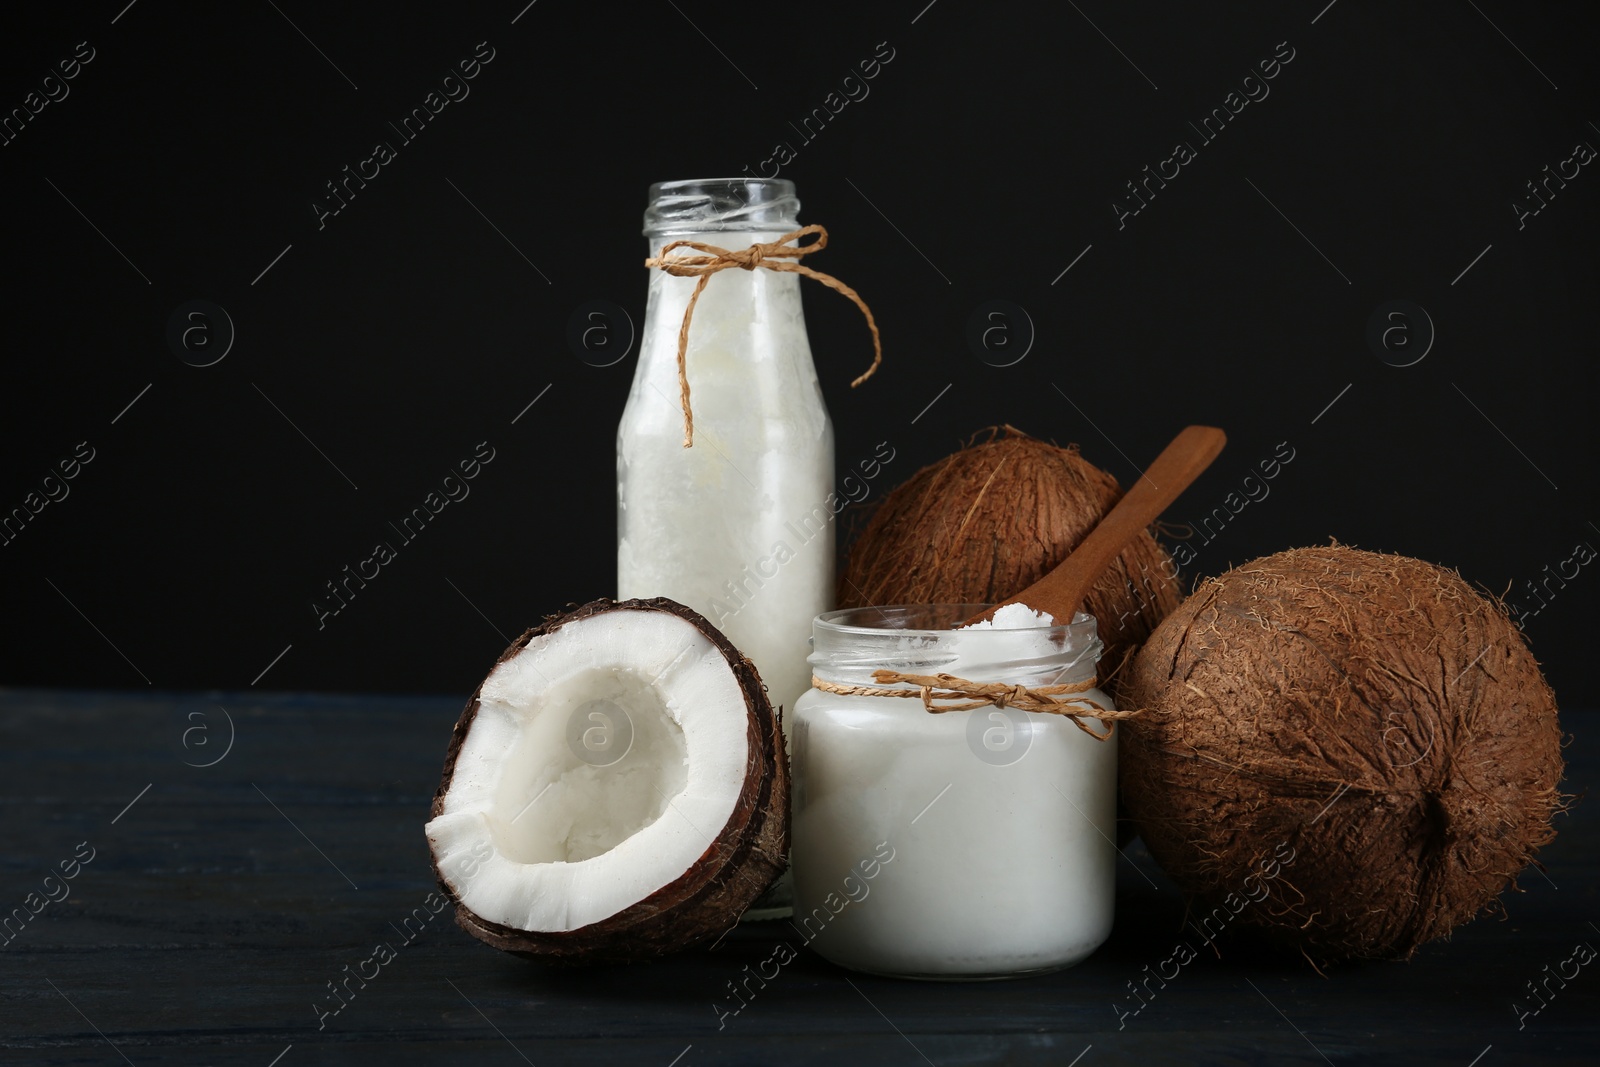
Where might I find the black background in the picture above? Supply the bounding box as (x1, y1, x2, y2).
(2, 0, 1595, 705)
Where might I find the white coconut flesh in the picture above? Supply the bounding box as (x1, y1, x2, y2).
(425, 608, 749, 934)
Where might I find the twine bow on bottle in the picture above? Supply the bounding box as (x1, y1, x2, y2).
(644, 224, 882, 447)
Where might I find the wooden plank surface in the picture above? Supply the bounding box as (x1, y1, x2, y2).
(1, 689, 1594, 1065)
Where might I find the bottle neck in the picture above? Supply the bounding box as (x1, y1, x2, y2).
(643, 225, 803, 261)
(632, 227, 821, 431)
(639, 227, 809, 359)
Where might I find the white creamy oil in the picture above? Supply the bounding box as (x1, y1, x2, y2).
(617, 179, 833, 734)
(791, 605, 1118, 978)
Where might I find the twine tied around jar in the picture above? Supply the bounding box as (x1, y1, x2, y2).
(645, 224, 882, 447)
(810, 670, 1141, 741)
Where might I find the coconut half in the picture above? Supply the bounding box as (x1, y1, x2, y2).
(425, 598, 788, 962)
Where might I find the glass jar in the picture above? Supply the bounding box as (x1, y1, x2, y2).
(618, 177, 833, 725)
(790, 605, 1118, 979)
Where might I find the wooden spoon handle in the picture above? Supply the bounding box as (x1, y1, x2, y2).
(964, 425, 1227, 627)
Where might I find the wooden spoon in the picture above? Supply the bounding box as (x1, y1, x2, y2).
(962, 425, 1227, 627)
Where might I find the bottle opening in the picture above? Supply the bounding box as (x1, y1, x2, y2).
(644, 177, 800, 237)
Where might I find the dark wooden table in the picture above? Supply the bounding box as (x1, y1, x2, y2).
(2, 689, 1595, 1065)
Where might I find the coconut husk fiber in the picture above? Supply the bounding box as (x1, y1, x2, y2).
(1121, 544, 1565, 962)
(837, 426, 1180, 694)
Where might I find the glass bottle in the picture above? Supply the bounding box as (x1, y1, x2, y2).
(618, 179, 834, 913)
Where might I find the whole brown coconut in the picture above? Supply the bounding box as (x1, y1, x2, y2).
(1121, 545, 1564, 962)
(838, 426, 1180, 689)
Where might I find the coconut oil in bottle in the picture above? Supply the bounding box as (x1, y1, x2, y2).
(618, 178, 834, 916)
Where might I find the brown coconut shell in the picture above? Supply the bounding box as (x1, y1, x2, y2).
(430, 597, 789, 963)
(838, 426, 1180, 692)
(1121, 545, 1565, 962)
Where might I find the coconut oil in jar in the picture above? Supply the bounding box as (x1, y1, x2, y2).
(790, 604, 1118, 978)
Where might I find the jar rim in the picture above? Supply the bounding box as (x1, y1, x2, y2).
(814, 603, 1099, 639)
(808, 604, 1104, 687)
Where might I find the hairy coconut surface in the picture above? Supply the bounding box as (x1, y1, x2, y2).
(838, 426, 1179, 691)
(428, 598, 788, 964)
(1122, 545, 1564, 962)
